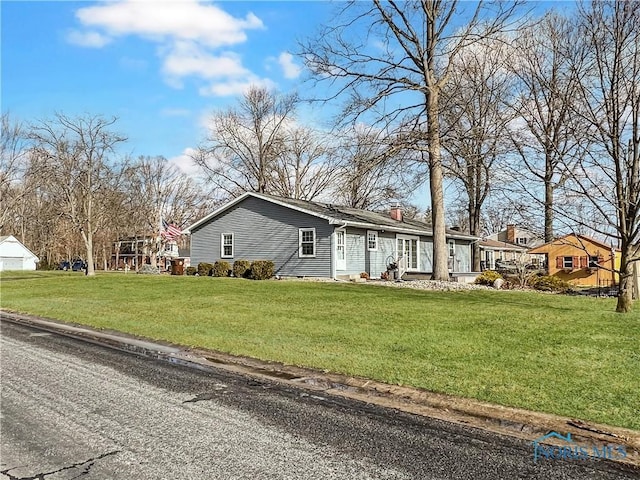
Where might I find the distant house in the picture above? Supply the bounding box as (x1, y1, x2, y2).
(486, 224, 544, 249)
(111, 236, 181, 271)
(0, 235, 39, 271)
(478, 239, 529, 271)
(185, 192, 479, 280)
(527, 233, 620, 287)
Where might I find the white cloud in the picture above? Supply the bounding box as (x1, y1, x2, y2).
(66, 30, 112, 48)
(162, 42, 249, 80)
(198, 78, 276, 97)
(277, 52, 301, 79)
(168, 147, 201, 177)
(74, 0, 263, 48)
(69, 0, 270, 98)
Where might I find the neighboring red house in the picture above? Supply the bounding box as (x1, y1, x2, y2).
(527, 234, 620, 287)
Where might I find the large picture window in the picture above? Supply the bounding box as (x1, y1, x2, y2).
(221, 233, 234, 258)
(299, 228, 316, 257)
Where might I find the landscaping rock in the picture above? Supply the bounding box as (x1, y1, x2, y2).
(137, 265, 161, 275)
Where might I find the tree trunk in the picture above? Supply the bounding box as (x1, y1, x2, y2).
(82, 230, 95, 276)
(616, 267, 633, 313)
(544, 175, 554, 243)
(428, 91, 449, 281)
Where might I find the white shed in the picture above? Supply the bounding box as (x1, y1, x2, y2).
(0, 235, 39, 271)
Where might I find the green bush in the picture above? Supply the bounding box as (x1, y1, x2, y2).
(474, 270, 503, 286)
(233, 260, 251, 278)
(185, 266, 197, 276)
(530, 275, 571, 293)
(212, 260, 231, 277)
(197, 262, 214, 276)
(250, 260, 275, 280)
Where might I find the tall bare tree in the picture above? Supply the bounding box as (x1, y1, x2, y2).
(302, 0, 522, 280)
(507, 12, 588, 242)
(194, 86, 298, 197)
(440, 38, 515, 270)
(270, 126, 337, 201)
(560, 1, 640, 312)
(124, 155, 207, 268)
(29, 113, 126, 275)
(331, 126, 418, 210)
(0, 113, 30, 236)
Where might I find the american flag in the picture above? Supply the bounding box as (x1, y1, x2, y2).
(162, 220, 182, 240)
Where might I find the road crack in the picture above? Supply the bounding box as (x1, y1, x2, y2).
(0, 450, 120, 480)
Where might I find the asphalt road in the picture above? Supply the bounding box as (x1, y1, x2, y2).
(1, 321, 637, 480)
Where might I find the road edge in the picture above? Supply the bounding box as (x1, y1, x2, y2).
(1, 309, 638, 469)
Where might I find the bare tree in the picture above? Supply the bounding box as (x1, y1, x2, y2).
(302, 0, 523, 280)
(507, 12, 588, 242)
(124, 155, 207, 269)
(29, 113, 126, 275)
(559, 1, 640, 312)
(194, 86, 297, 197)
(0, 113, 30, 236)
(331, 125, 419, 210)
(440, 38, 515, 270)
(270, 126, 337, 201)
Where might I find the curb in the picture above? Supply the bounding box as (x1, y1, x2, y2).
(1, 310, 638, 469)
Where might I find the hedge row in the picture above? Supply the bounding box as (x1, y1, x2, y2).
(187, 260, 274, 280)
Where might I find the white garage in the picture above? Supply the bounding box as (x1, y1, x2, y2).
(0, 235, 39, 271)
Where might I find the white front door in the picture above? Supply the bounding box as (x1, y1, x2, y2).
(336, 230, 346, 271)
(396, 235, 419, 271)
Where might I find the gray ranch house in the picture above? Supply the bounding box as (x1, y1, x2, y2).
(185, 192, 478, 280)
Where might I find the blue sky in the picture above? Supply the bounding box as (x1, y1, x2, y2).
(2, 1, 572, 210)
(2, 1, 334, 174)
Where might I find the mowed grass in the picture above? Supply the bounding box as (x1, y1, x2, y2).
(1, 271, 639, 430)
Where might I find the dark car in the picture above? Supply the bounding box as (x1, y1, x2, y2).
(59, 259, 86, 271)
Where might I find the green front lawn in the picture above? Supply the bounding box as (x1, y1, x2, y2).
(1, 271, 638, 430)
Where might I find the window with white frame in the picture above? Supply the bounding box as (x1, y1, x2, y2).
(299, 228, 316, 257)
(367, 230, 378, 251)
(448, 239, 455, 257)
(516, 237, 528, 245)
(221, 233, 234, 258)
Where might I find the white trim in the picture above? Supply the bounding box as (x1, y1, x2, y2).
(396, 234, 420, 271)
(221, 233, 234, 258)
(367, 230, 378, 251)
(299, 228, 316, 258)
(336, 229, 346, 270)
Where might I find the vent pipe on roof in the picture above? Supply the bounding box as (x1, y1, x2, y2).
(390, 204, 403, 222)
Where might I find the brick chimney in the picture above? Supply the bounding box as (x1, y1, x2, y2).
(390, 204, 403, 222)
(506, 224, 516, 243)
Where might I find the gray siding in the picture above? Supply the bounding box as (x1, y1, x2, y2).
(191, 196, 332, 277)
(345, 229, 365, 274)
(452, 242, 472, 273)
(370, 234, 395, 278)
(420, 239, 434, 272)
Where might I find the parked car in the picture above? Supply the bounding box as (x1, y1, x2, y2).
(58, 259, 86, 271)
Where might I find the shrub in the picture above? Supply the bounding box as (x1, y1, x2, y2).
(212, 260, 231, 277)
(360, 272, 370, 279)
(232, 260, 251, 278)
(474, 270, 503, 286)
(197, 262, 214, 276)
(530, 275, 571, 293)
(250, 260, 275, 280)
(185, 266, 197, 276)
